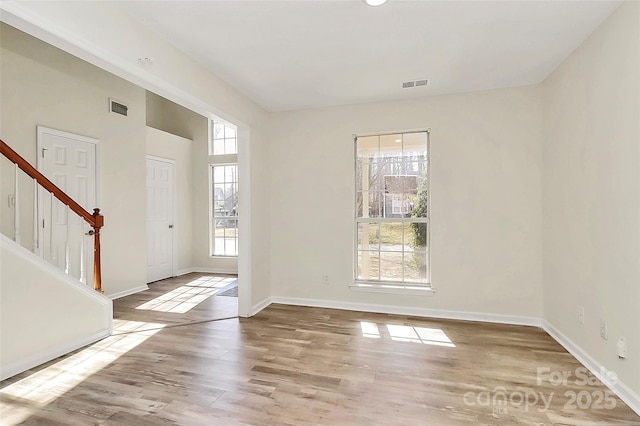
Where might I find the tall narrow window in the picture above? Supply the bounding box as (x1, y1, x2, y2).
(209, 119, 238, 257)
(355, 131, 430, 286)
(210, 164, 238, 256)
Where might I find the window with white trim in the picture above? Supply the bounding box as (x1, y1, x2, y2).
(355, 131, 430, 286)
(209, 119, 238, 257)
(211, 121, 237, 155)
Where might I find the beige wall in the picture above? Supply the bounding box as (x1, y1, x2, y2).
(1, 235, 112, 380)
(268, 85, 543, 318)
(0, 23, 147, 297)
(542, 0, 640, 397)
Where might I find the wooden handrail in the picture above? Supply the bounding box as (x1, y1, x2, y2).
(0, 139, 104, 293)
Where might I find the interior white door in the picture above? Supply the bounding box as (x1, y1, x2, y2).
(38, 126, 98, 284)
(146, 157, 174, 283)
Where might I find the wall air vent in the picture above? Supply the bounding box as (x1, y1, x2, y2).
(402, 79, 428, 89)
(109, 98, 128, 116)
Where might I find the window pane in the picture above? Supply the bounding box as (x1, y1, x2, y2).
(357, 136, 378, 155)
(379, 134, 403, 158)
(379, 223, 403, 251)
(213, 184, 226, 216)
(356, 191, 364, 217)
(225, 138, 236, 155)
(379, 251, 403, 282)
(368, 158, 385, 192)
(368, 192, 382, 218)
(406, 222, 428, 250)
(357, 251, 379, 281)
(224, 166, 234, 182)
(404, 251, 428, 283)
(214, 219, 238, 256)
(402, 132, 428, 156)
(357, 222, 379, 250)
(213, 139, 225, 155)
(213, 123, 225, 140)
(214, 166, 224, 182)
(356, 191, 383, 218)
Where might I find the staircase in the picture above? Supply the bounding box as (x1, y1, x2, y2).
(0, 139, 112, 381)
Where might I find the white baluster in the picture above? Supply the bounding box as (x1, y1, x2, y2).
(80, 217, 86, 284)
(65, 206, 70, 275)
(49, 192, 55, 263)
(33, 178, 38, 253)
(14, 164, 20, 244)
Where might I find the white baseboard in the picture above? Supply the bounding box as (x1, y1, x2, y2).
(0, 328, 111, 381)
(543, 320, 640, 416)
(176, 267, 196, 276)
(107, 285, 149, 300)
(177, 267, 238, 276)
(251, 297, 273, 316)
(270, 296, 541, 327)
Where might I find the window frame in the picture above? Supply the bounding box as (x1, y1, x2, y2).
(209, 119, 238, 156)
(352, 130, 432, 293)
(208, 117, 239, 258)
(209, 162, 239, 258)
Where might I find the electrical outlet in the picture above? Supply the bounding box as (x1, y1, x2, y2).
(322, 275, 329, 285)
(617, 337, 627, 359)
(600, 320, 608, 340)
(578, 306, 585, 324)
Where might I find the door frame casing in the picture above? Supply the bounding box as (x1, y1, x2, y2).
(146, 155, 177, 281)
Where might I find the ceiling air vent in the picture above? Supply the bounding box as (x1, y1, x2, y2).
(402, 79, 428, 89)
(109, 98, 128, 116)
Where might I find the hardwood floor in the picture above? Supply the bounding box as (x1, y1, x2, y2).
(1, 273, 639, 425)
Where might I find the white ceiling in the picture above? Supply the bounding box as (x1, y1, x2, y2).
(118, 0, 621, 112)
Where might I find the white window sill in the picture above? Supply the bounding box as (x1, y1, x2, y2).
(350, 283, 435, 296)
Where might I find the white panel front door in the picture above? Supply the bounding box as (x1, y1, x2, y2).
(146, 157, 174, 283)
(38, 126, 98, 284)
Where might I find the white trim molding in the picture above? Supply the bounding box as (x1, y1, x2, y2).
(270, 296, 541, 327)
(543, 320, 640, 416)
(0, 329, 111, 381)
(107, 285, 149, 300)
(250, 297, 273, 317)
(177, 267, 239, 276)
(350, 283, 436, 296)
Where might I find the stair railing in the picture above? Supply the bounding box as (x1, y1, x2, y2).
(0, 139, 104, 293)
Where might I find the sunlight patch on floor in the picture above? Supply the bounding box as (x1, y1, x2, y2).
(0, 320, 164, 424)
(386, 324, 455, 347)
(360, 321, 381, 338)
(136, 276, 236, 313)
(359, 321, 455, 347)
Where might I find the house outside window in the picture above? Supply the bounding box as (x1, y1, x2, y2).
(355, 131, 430, 286)
(209, 119, 238, 257)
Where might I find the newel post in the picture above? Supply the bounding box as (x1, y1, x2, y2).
(92, 208, 104, 294)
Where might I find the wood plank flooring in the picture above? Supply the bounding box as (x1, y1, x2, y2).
(1, 273, 639, 425)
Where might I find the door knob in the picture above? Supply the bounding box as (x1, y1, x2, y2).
(85, 230, 95, 236)
(169, 224, 174, 229)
